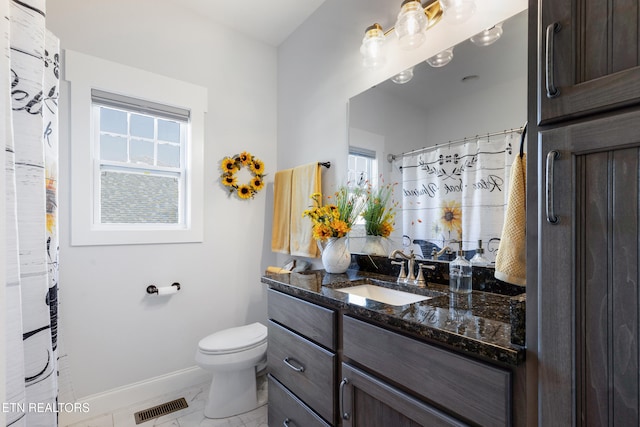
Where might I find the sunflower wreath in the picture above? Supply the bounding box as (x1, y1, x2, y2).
(220, 151, 266, 199)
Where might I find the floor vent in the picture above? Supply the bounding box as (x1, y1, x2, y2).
(133, 397, 188, 424)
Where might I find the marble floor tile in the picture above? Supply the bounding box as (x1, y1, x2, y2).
(175, 403, 267, 427)
(86, 375, 269, 427)
(65, 412, 114, 427)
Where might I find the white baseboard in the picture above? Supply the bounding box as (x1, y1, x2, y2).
(59, 366, 206, 426)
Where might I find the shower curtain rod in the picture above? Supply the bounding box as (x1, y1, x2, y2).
(387, 125, 526, 163)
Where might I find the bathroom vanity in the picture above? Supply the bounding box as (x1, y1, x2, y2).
(262, 261, 526, 427)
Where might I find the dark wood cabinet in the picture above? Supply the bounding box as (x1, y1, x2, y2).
(268, 375, 331, 427)
(342, 316, 512, 426)
(538, 0, 640, 124)
(266, 289, 522, 426)
(268, 321, 336, 423)
(538, 110, 640, 426)
(267, 289, 337, 426)
(534, 0, 640, 424)
(340, 363, 466, 427)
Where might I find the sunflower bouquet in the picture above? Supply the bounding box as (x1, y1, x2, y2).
(361, 181, 398, 237)
(303, 187, 365, 241)
(220, 151, 265, 199)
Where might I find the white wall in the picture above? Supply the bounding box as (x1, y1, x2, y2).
(47, 0, 277, 398)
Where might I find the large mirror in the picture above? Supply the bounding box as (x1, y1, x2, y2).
(347, 9, 528, 261)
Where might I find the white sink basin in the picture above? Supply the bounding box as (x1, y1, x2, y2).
(335, 284, 432, 306)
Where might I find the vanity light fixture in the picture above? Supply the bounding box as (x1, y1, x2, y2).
(426, 47, 454, 67)
(470, 22, 503, 47)
(360, 23, 387, 69)
(391, 66, 415, 84)
(439, 0, 476, 25)
(395, 0, 429, 49)
(360, 0, 443, 69)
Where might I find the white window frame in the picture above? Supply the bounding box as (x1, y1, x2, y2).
(65, 50, 207, 245)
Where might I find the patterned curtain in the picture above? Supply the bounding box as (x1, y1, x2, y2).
(4, 0, 60, 425)
(401, 132, 519, 262)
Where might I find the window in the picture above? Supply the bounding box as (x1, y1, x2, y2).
(65, 50, 207, 245)
(92, 90, 187, 226)
(348, 146, 377, 226)
(348, 146, 377, 188)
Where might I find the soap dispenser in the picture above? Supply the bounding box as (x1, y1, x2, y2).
(470, 240, 490, 267)
(449, 241, 472, 294)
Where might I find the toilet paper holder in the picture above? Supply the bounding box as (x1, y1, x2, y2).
(146, 282, 181, 295)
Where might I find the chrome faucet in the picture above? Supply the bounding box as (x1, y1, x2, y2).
(415, 263, 436, 287)
(431, 246, 453, 260)
(389, 249, 416, 283)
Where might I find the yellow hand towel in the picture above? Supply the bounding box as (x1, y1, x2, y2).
(266, 266, 291, 274)
(271, 169, 293, 253)
(290, 162, 321, 258)
(495, 153, 527, 286)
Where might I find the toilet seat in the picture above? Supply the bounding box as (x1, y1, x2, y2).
(198, 322, 267, 355)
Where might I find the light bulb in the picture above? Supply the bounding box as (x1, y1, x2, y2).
(440, 0, 476, 25)
(426, 47, 454, 67)
(360, 23, 386, 69)
(394, 0, 428, 50)
(470, 23, 503, 47)
(391, 67, 414, 84)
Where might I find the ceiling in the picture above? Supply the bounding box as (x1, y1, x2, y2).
(168, 0, 327, 46)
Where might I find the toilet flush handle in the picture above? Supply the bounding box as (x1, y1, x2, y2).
(283, 357, 305, 372)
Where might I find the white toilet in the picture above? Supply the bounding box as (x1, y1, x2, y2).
(195, 322, 268, 419)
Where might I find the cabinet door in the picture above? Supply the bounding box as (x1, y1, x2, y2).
(343, 316, 511, 426)
(539, 110, 640, 425)
(538, 0, 640, 123)
(339, 363, 467, 427)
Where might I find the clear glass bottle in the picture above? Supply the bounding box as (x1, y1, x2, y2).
(470, 239, 490, 267)
(449, 244, 472, 294)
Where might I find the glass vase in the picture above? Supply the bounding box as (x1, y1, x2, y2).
(361, 235, 387, 256)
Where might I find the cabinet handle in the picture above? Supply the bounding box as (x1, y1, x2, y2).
(283, 357, 305, 372)
(545, 22, 561, 98)
(283, 418, 290, 427)
(546, 150, 560, 224)
(339, 377, 350, 420)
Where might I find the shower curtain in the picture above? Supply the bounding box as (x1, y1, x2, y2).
(401, 132, 519, 262)
(4, 0, 60, 425)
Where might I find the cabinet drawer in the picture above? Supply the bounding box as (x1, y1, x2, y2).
(268, 320, 336, 424)
(343, 316, 511, 426)
(268, 375, 331, 427)
(268, 288, 336, 350)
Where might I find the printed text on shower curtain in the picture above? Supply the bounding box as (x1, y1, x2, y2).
(401, 133, 518, 262)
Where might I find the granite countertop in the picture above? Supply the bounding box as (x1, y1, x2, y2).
(261, 269, 526, 367)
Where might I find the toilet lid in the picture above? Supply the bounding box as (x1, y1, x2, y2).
(198, 322, 267, 354)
